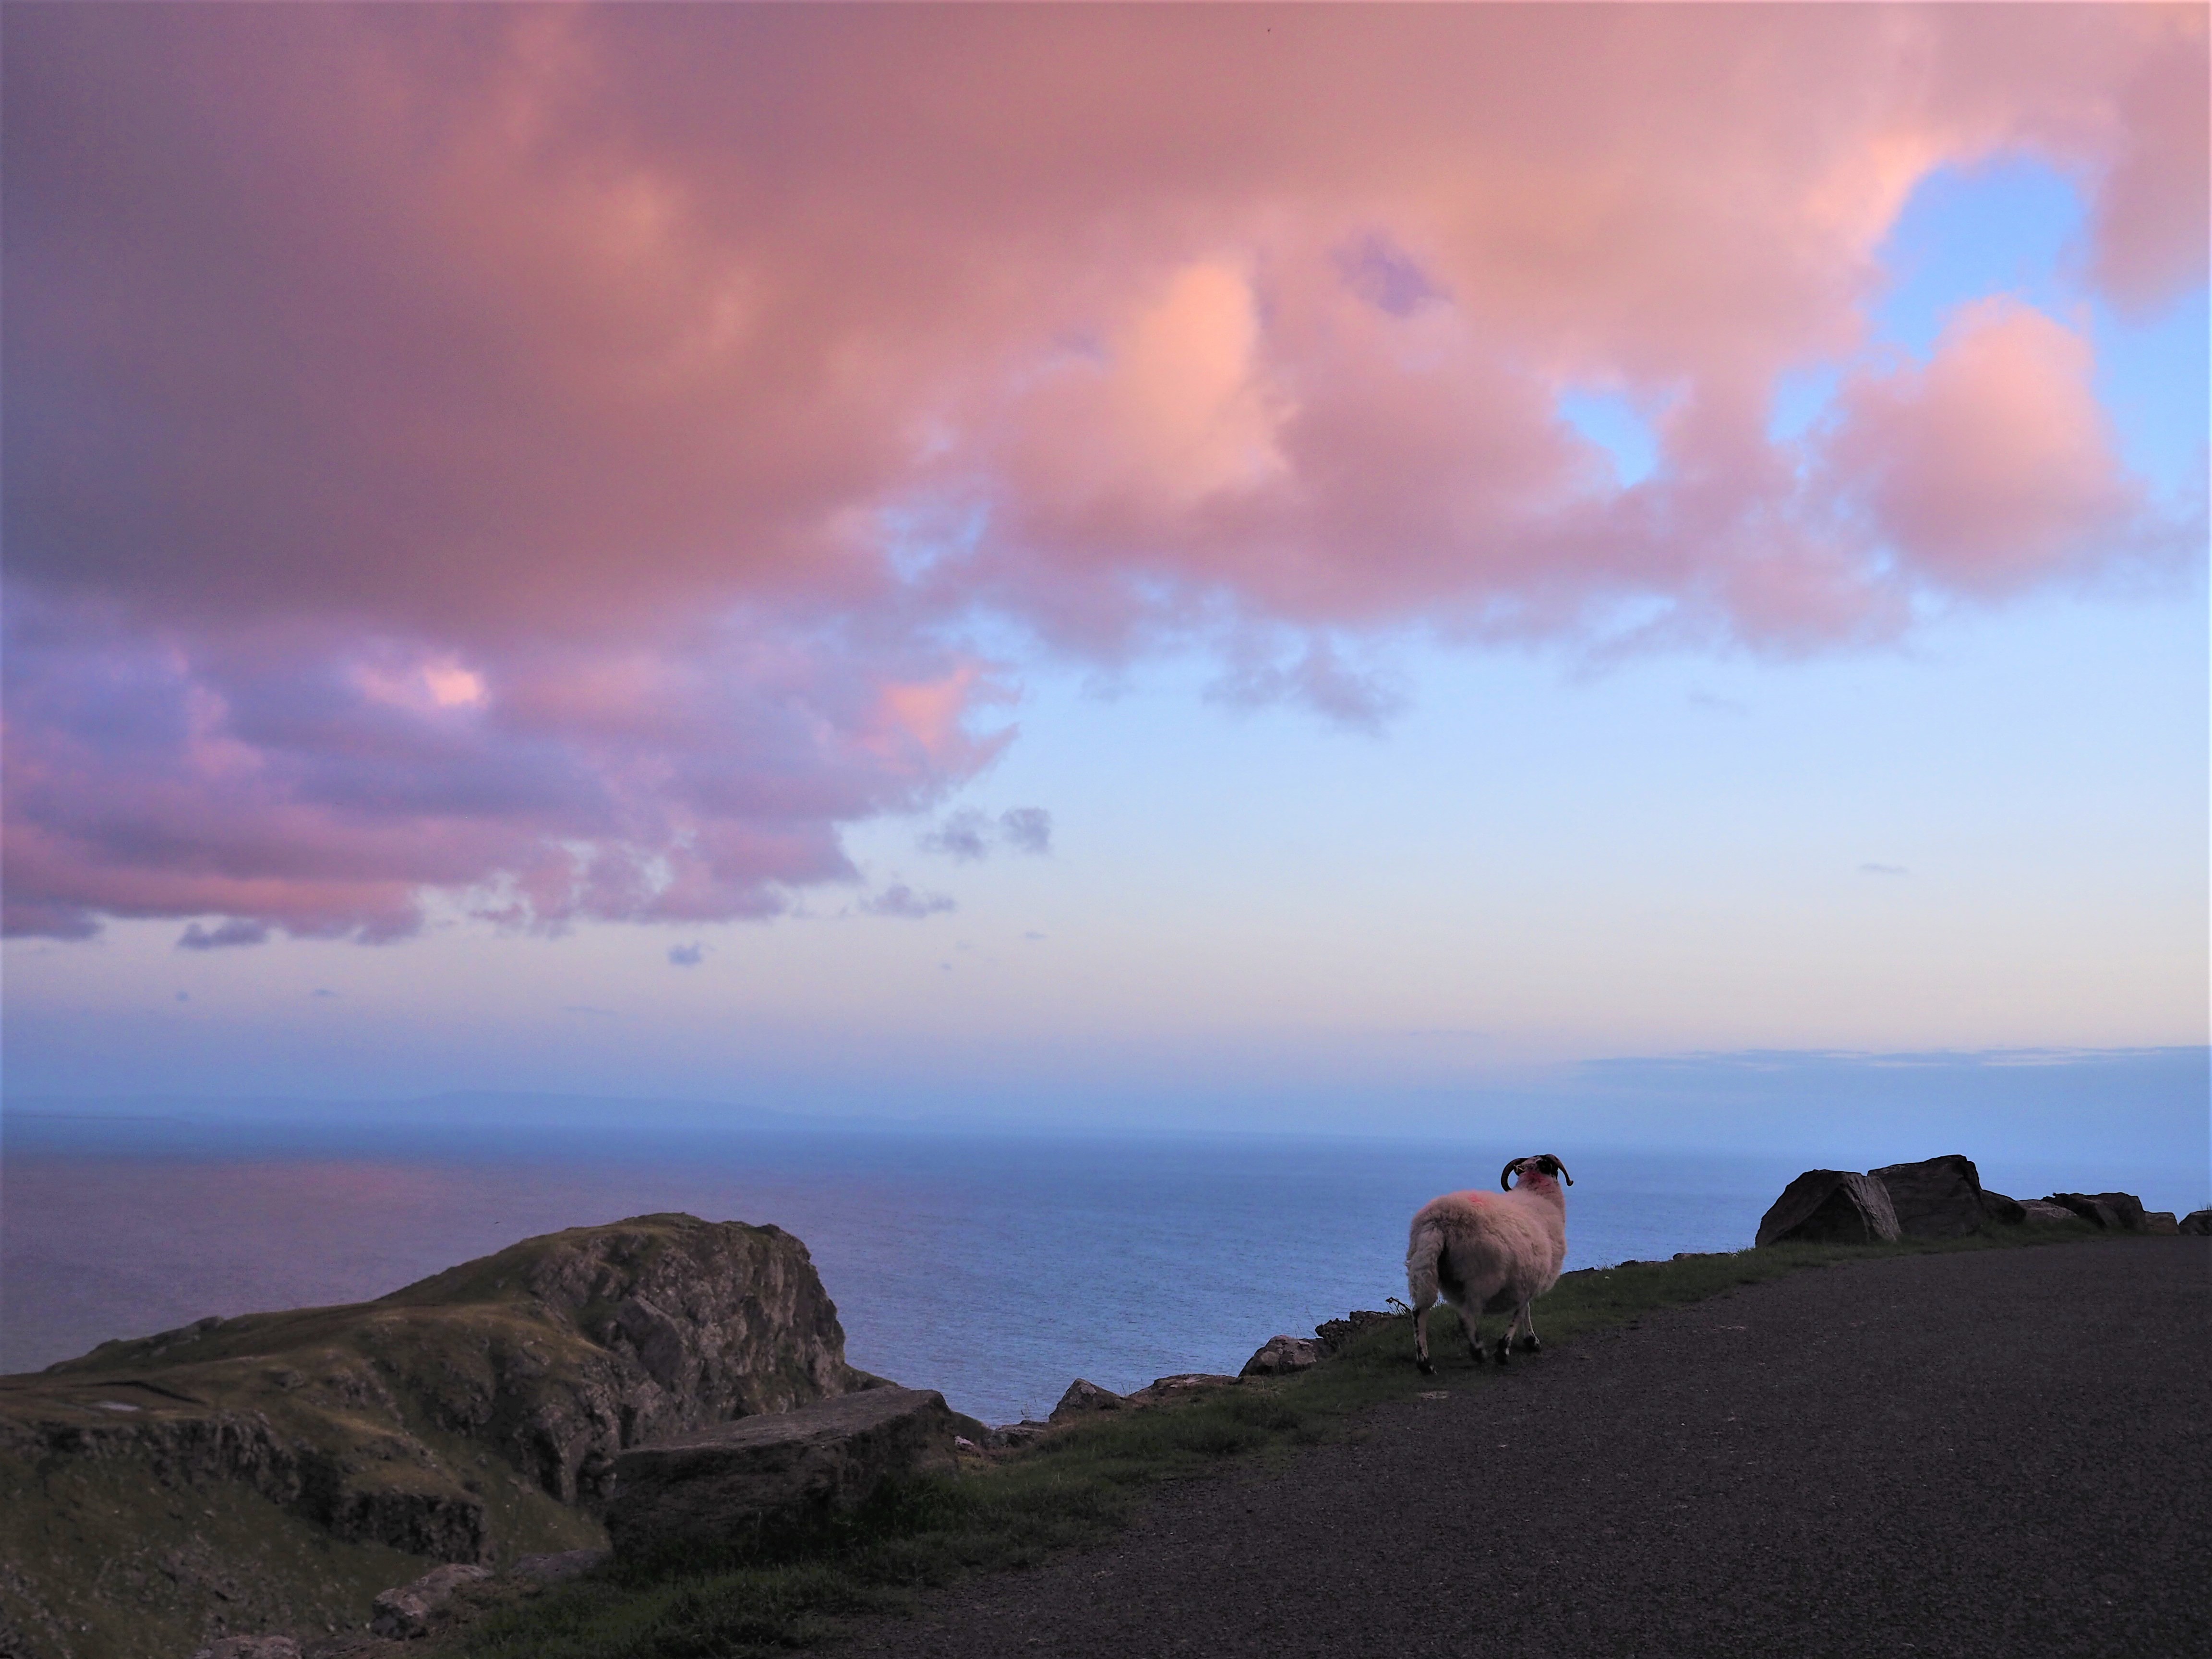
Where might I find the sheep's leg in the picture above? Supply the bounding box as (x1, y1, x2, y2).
(1515, 1303, 1542, 1355)
(1410, 1288, 1437, 1374)
(1458, 1303, 1486, 1365)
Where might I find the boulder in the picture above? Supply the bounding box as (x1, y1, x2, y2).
(1755, 1170, 1902, 1247)
(2143, 1212, 2181, 1236)
(2045, 1193, 2149, 1232)
(604, 1386, 957, 1560)
(1313, 1310, 1396, 1355)
(1979, 1190, 2028, 1226)
(1869, 1155, 1989, 1240)
(369, 1562, 493, 1639)
(2088, 1192, 2149, 1232)
(990, 1421, 1051, 1448)
(189, 1640, 302, 1659)
(1240, 1335, 1323, 1377)
(1047, 1378, 1129, 1424)
(2020, 1200, 2081, 1225)
(2181, 1210, 2212, 1237)
(1127, 1373, 1239, 1405)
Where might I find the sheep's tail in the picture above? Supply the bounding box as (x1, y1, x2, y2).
(1405, 1219, 1443, 1308)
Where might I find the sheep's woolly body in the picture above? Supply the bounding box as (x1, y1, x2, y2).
(1406, 1163, 1570, 1370)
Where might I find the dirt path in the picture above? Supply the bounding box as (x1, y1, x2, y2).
(833, 1238, 2211, 1659)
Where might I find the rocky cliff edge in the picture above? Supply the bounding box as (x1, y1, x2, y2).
(0, 1213, 879, 1659)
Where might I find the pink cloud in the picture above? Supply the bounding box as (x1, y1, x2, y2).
(1, 4, 2200, 938)
(1826, 300, 2137, 592)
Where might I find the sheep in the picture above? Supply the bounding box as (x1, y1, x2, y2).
(1405, 1154, 1573, 1373)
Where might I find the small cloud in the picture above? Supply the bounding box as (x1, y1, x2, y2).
(312, 987, 339, 998)
(1688, 688, 1748, 715)
(1858, 862, 1910, 877)
(999, 807, 1052, 855)
(177, 918, 270, 950)
(920, 808, 993, 861)
(175, 990, 190, 1002)
(1206, 636, 1406, 732)
(863, 884, 957, 919)
(667, 942, 708, 967)
(1023, 930, 1046, 941)
(921, 805, 1054, 860)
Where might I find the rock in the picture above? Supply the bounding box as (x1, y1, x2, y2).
(2020, 1200, 2080, 1225)
(369, 1563, 493, 1639)
(1047, 1378, 1129, 1424)
(604, 1386, 958, 1559)
(1128, 1373, 1238, 1405)
(990, 1421, 1051, 1448)
(2044, 1192, 2149, 1231)
(1240, 1336, 1323, 1377)
(1313, 1310, 1395, 1355)
(3, 1214, 883, 1655)
(2181, 1210, 2212, 1236)
(2143, 1212, 2180, 1235)
(190, 1639, 303, 1659)
(1979, 1189, 2028, 1226)
(1869, 1155, 1990, 1240)
(2087, 1192, 2150, 1232)
(1755, 1170, 1902, 1247)
(508, 1548, 607, 1584)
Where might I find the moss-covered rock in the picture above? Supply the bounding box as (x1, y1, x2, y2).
(0, 1213, 877, 1659)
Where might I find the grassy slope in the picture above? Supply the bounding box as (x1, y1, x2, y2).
(442, 1222, 2110, 1659)
(0, 1221, 757, 1659)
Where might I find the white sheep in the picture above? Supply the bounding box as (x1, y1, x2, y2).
(1405, 1154, 1573, 1372)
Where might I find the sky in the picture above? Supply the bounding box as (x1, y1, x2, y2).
(4, 4, 2206, 1166)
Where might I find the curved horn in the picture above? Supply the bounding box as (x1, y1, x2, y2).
(1499, 1157, 1523, 1190)
(1542, 1154, 1575, 1187)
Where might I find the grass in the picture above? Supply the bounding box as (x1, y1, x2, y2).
(438, 1219, 2110, 1659)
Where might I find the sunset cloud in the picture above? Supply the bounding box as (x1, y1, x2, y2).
(3, 4, 2201, 941)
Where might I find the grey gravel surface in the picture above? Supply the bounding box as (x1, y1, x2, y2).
(835, 1238, 2210, 1659)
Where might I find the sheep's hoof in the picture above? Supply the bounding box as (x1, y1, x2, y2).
(1415, 1356, 1435, 1375)
(1516, 1334, 1541, 1354)
(1492, 1340, 1513, 1366)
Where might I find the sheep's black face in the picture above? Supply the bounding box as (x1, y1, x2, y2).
(1500, 1153, 1575, 1190)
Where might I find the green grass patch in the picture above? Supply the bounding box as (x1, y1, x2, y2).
(442, 1220, 2109, 1659)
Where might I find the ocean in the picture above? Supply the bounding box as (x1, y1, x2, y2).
(0, 1115, 2167, 1425)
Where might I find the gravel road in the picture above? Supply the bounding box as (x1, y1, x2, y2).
(833, 1238, 2210, 1659)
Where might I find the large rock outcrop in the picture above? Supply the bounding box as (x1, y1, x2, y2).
(1870, 1155, 1991, 1240)
(0, 1213, 877, 1659)
(1755, 1170, 1903, 1247)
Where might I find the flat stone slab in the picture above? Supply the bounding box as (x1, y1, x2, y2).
(606, 1386, 957, 1558)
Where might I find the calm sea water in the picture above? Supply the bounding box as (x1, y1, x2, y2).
(0, 1119, 2152, 1424)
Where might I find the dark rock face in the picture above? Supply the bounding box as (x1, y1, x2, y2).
(2020, 1199, 2081, 1225)
(605, 1387, 958, 1560)
(1870, 1155, 1990, 1240)
(1755, 1171, 1902, 1247)
(2181, 1210, 2212, 1236)
(1979, 1190, 2028, 1226)
(1240, 1336, 1322, 1377)
(2142, 1212, 2180, 1235)
(2045, 1192, 2149, 1232)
